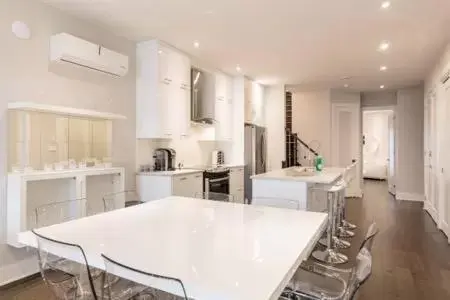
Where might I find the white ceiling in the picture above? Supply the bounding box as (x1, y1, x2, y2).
(40, 0, 450, 91)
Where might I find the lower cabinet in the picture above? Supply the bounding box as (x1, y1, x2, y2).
(230, 167, 245, 203)
(137, 172, 203, 201)
(172, 173, 203, 197)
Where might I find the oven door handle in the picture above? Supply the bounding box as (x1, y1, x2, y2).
(208, 176, 230, 183)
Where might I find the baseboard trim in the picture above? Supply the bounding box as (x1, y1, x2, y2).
(0, 256, 39, 287)
(440, 220, 450, 243)
(396, 192, 425, 202)
(424, 201, 439, 224)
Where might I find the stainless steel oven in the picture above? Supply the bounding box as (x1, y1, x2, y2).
(203, 169, 230, 194)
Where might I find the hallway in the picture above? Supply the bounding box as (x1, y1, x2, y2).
(346, 180, 450, 299)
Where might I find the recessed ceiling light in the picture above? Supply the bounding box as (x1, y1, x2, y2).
(236, 65, 241, 72)
(378, 41, 391, 52)
(380, 85, 385, 89)
(344, 84, 349, 88)
(380, 65, 388, 71)
(193, 41, 200, 48)
(381, 1, 391, 9)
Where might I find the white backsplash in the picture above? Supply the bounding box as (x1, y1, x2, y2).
(136, 126, 232, 170)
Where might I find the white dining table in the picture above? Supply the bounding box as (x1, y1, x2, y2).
(18, 196, 327, 300)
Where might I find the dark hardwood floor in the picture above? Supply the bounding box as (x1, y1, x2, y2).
(1, 180, 450, 299)
(341, 180, 450, 300)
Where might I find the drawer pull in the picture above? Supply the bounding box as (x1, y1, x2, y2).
(179, 177, 188, 181)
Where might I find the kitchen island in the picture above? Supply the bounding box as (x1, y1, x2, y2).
(251, 167, 346, 211)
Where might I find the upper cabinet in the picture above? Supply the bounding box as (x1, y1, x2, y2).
(215, 73, 233, 141)
(136, 40, 191, 139)
(244, 79, 265, 126)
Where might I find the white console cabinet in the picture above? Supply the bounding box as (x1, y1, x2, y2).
(6, 167, 125, 248)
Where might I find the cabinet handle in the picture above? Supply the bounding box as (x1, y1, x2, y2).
(195, 175, 202, 178)
(179, 177, 188, 181)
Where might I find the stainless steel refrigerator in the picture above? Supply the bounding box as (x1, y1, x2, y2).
(244, 124, 267, 203)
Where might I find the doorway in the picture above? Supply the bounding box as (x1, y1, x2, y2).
(362, 108, 396, 195)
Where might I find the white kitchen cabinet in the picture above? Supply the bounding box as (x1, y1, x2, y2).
(230, 167, 245, 203)
(136, 40, 191, 139)
(215, 73, 233, 141)
(137, 171, 203, 201)
(244, 80, 265, 126)
(172, 172, 203, 197)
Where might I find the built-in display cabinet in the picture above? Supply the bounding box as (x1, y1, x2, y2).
(8, 108, 114, 172)
(6, 103, 126, 248)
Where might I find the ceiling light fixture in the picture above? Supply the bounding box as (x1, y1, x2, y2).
(378, 41, 391, 52)
(193, 41, 200, 48)
(380, 65, 388, 71)
(380, 85, 385, 89)
(381, 1, 391, 9)
(236, 65, 241, 72)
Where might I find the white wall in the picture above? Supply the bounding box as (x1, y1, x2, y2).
(292, 90, 331, 164)
(0, 0, 136, 285)
(396, 86, 425, 198)
(264, 85, 285, 171)
(361, 91, 397, 107)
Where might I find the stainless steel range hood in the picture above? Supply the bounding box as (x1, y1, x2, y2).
(191, 68, 216, 125)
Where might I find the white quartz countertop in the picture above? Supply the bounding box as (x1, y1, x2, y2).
(137, 169, 203, 176)
(251, 167, 346, 184)
(18, 197, 327, 300)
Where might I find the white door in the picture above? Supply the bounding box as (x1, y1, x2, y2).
(435, 87, 446, 230)
(387, 112, 396, 194)
(443, 84, 450, 239)
(424, 89, 438, 221)
(331, 102, 362, 197)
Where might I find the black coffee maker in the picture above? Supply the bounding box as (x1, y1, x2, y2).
(153, 148, 176, 171)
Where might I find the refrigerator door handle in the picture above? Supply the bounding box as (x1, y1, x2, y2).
(261, 133, 266, 171)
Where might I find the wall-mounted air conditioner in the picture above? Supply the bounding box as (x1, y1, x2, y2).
(440, 62, 450, 85)
(50, 33, 129, 77)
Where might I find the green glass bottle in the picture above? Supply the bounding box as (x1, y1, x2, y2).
(314, 155, 324, 172)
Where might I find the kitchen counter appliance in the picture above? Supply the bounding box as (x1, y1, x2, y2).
(153, 148, 176, 171)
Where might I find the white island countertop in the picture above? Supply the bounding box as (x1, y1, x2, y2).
(18, 197, 327, 300)
(251, 167, 346, 185)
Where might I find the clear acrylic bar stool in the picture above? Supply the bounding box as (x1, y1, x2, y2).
(341, 164, 358, 231)
(102, 190, 143, 212)
(284, 222, 378, 300)
(317, 181, 352, 250)
(101, 254, 190, 300)
(32, 229, 99, 300)
(312, 184, 348, 265)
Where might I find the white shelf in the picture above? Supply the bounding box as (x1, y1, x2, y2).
(8, 102, 126, 120)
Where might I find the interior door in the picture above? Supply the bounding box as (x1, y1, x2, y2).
(331, 101, 362, 197)
(443, 84, 450, 238)
(387, 112, 396, 195)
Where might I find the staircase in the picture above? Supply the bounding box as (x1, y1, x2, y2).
(283, 91, 319, 168)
